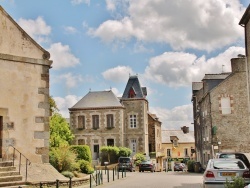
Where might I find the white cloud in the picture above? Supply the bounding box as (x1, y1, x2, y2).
(106, 0, 116, 11)
(58, 73, 83, 89)
(150, 104, 193, 130)
(48, 43, 80, 70)
(54, 95, 82, 118)
(71, 0, 90, 5)
(18, 16, 51, 43)
(90, 0, 245, 51)
(64, 26, 78, 34)
(52, 73, 94, 90)
(144, 46, 245, 87)
(102, 66, 134, 82)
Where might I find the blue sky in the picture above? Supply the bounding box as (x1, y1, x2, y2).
(1, 0, 249, 130)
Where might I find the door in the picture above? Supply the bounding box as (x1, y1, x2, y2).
(93, 144, 99, 160)
(130, 139, 137, 156)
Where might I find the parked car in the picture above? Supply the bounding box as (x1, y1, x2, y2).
(139, 160, 155, 172)
(203, 158, 250, 188)
(174, 163, 186, 171)
(117, 157, 134, 172)
(216, 152, 250, 169)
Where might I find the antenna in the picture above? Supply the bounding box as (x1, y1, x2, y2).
(222, 65, 225, 73)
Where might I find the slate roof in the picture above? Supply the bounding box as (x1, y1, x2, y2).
(122, 75, 147, 99)
(69, 90, 123, 109)
(162, 130, 195, 144)
(202, 73, 230, 80)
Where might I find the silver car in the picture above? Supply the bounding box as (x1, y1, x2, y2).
(203, 158, 250, 188)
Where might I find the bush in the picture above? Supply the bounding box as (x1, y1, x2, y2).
(187, 160, 195, 172)
(134, 153, 146, 166)
(78, 160, 94, 174)
(100, 146, 119, 163)
(224, 176, 246, 188)
(70, 145, 92, 163)
(118, 147, 132, 157)
(61, 171, 74, 178)
(49, 146, 77, 172)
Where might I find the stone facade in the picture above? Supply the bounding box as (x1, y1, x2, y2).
(0, 6, 52, 163)
(192, 57, 250, 167)
(69, 76, 163, 165)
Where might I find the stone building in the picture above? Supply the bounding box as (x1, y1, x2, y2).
(0, 6, 52, 163)
(69, 75, 163, 167)
(0, 6, 66, 183)
(192, 57, 250, 167)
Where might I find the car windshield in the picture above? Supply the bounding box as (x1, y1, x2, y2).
(119, 158, 130, 163)
(213, 160, 245, 169)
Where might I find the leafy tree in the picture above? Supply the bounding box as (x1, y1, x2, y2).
(50, 113, 74, 147)
(49, 96, 59, 115)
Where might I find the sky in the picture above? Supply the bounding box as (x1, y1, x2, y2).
(1, 0, 249, 130)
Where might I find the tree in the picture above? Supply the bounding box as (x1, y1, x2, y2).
(49, 96, 59, 115)
(50, 113, 74, 147)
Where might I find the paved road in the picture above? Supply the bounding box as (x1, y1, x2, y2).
(90, 171, 203, 188)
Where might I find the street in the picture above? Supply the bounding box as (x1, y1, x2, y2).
(97, 171, 203, 188)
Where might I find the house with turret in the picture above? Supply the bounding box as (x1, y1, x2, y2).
(69, 75, 164, 170)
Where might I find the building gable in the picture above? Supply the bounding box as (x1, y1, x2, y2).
(0, 6, 50, 60)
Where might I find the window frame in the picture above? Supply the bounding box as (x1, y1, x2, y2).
(106, 114, 114, 128)
(129, 114, 137, 128)
(78, 115, 85, 130)
(92, 115, 99, 129)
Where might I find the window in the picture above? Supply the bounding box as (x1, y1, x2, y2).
(167, 149, 171, 157)
(131, 139, 137, 153)
(221, 97, 231, 114)
(130, 115, 136, 128)
(78, 139, 85, 145)
(173, 139, 178, 147)
(106, 114, 114, 128)
(107, 139, 114, 146)
(92, 115, 99, 129)
(184, 148, 188, 157)
(78, 116, 85, 129)
(128, 88, 136, 98)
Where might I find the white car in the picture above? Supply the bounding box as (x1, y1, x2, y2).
(203, 158, 250, 188)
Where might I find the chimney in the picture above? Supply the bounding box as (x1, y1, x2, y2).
(231, 57, 246, 73)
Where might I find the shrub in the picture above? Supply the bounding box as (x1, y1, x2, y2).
(134, 153, 146, 166)
(61, 171, 74, 178)
(78, 160, 94, 174)
(118, 147, 132, 157)
(224, 176, 246, 188)
(187, 160, 195, 172)
(49, 146, 77, 172)
(100, 146, 119, 163)
(70, 145, 92, 163)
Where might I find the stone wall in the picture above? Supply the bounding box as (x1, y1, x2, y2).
(210, 58, 250, 153)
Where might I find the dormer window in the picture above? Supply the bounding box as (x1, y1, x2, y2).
(128, 87, 136, 98)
